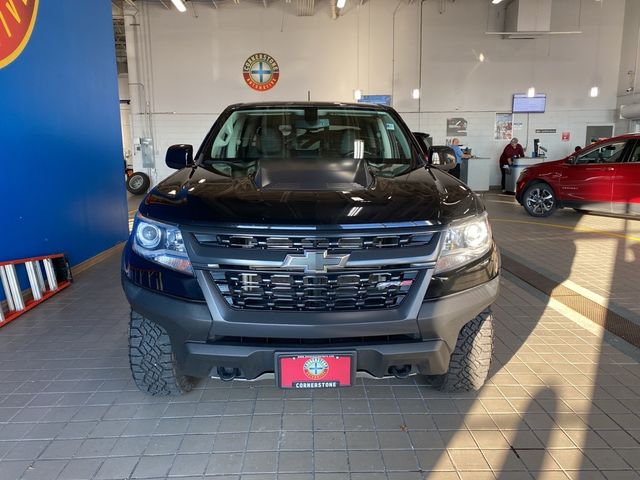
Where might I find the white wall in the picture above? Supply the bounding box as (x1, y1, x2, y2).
(122, 0, 625, 187)
(615, 0, 640, 134)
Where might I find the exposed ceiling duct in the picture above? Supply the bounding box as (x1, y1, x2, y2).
(486, 0, 581, 39)
(505, 0, 551, 35)
(328, 0, 337, 19)
(115, 0, 375, 18)
(296, 0, 315, 16)
(620, 103, 640, 120)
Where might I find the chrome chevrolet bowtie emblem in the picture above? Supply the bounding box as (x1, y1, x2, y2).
(281, 251, 350, 273)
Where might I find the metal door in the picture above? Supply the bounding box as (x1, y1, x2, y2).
(585, 125, 614, 147)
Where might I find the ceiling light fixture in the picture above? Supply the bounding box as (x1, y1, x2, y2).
(590, 86, 599, 97)
(478, 53, 485, 62)
(337, 0, 346, 8)
(491, 0, 504, 4)
(412, 88, 420, 100)
(171, 0, 187, 13)
(527, 86, 536, 98)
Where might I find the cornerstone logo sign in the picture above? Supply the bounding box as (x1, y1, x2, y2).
(0, 0, 39, 69)
(242, 53, 279, 91)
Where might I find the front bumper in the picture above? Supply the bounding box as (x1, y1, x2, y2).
(122, 273, 499, 380)
(515, 178, 528, 204)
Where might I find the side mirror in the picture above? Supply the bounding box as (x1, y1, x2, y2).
(412, 132, 432, 154)
(429, 145, 456, 170)
(166, 144, 194, 170)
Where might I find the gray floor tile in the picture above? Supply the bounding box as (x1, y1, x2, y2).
(345, 430, 379, 449)
(278, 431, 313, 451)
(176, 433, 214, 454)
(131, 454, 173, 478)
(241, 451, 278, 473)
(168, 453, 209, 476)
(246, 431, 279, 451)
(0, 460, 30, 480)
(20, 459, 68, 480)
(348, 449, 386, 472)
(3, 440, 49, 460)
(57, 458, 103, 480)
(39, 439, 83, 459)
(205, 452, 243, 475)
(277, 450, 313, 472)
(381, 449, 420, 471)
(75, 437, 117, 458)
(213, 433, 248, 452)
(110, 436, 149, 456)
(94, 456, 138, 479)
(314, 451, 349, 472)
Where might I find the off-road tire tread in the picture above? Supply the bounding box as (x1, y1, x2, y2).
(434, 310, 493, 392)
(129, 310, 194, 396)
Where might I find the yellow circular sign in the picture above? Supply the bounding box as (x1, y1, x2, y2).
(0, 0, 39, 69)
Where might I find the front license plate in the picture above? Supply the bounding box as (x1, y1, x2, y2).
(276, 353, 355, 389)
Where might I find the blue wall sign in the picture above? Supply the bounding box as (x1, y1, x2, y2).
(0, 0, 128, 284)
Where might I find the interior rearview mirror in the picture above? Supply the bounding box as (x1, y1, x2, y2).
(166, 144, 194, 170)
(429, 145, 456, 171)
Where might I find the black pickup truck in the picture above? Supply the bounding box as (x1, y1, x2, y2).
(122, 102, 499, 395)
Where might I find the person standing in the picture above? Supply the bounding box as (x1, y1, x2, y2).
(499, 137, 525, 192)
(450, 138, 470, 180)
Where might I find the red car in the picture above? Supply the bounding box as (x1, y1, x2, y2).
(516, 134, 640, 217)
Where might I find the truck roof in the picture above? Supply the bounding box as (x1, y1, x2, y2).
(225, 101, 392, 111)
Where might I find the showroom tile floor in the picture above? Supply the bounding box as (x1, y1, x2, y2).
(1, 202, 640, 479)
(485, 194, 640, 322)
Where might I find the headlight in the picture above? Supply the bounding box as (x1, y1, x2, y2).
(132, 214, 193, 275)
(435, 212, 492, 274)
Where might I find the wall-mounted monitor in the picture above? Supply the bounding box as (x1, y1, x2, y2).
(358, 95, 392, 106)
(512, 93, 546, 113)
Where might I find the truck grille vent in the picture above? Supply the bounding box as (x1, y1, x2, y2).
(195, 233, 434, 251)
(211, 334, 418, 346)
(211, 269, 420, 311)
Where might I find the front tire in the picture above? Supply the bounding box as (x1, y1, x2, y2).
(428, 310, 493, 392)
(523, 182, 556, 217)
(129, 310, 196, 396)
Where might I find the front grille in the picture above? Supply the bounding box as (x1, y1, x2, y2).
(195, 232, 434, 251)
(211, 269, 420, 311)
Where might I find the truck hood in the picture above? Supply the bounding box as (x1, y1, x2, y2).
(138, 163, 483, 227)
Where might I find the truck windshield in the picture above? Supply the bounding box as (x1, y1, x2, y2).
(203, 107, 415, 173)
